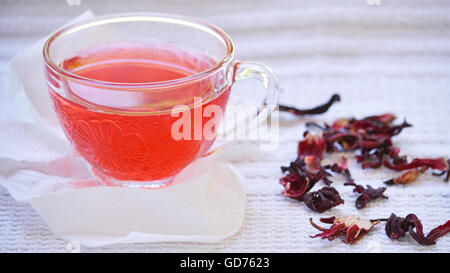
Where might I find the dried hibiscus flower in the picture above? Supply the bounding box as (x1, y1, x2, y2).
(307, 114, 449, 182)
(279, 94, 340, 116)
(280, 159, 333, 202)
(344, 181, 388, 209)
(385, 213, 450, 245)
(280, 133, 331, 200)
(280, 161, 318, 200)
(310, 215, 381, 244)
(280, 133, 339, 211)
(302, 187, 344, 213)
(298, 132, 327, 160)
(306, 113, 411, 163)
(278, 101, 450, 246)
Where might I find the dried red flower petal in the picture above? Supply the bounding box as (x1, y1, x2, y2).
(385, 214, 407, 239)
(279, 94, 341, 116)
(336, 156, 349, 170)
(350, 115, 411, 136)
(385, 213, 450, 245)
(280, 132, 332, 202)
(426, 220, 450, 242)
(323, 131, 359, 151)
(280, 162, 315, 200)
(335, 155, 385, 207)
(304, 155, 322, 173)
(364, 113, 397, 124)
(298, 132, 327, 160)
(330, 118, 350, 130)
(384, 157, 449, 172)
(280, 160, 331, 200)
(344, 181, 388, 209)
(384, 168, 426, 185)
(431, 159, 450, 181)
(326, 156, 349, 172)
(302, 187, 344, 213)
(310, 215, 381, 244)
(325, 156, 354, 184)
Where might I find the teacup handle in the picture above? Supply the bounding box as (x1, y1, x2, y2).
(204, 61, 281, 157)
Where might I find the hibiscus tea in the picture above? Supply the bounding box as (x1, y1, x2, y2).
(47, 43, 231, 182)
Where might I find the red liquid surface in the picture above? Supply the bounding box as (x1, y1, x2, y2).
(48, 44, 231, 181)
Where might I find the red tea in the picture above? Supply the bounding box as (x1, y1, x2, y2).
(48, 43, 231, 181)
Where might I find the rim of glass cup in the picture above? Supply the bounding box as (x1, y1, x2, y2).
(43, 12, 235, 91)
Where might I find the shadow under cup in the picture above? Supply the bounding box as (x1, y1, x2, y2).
(43, 13, 279, 188)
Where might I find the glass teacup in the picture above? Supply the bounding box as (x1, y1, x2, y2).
(43, 13, 280, 188)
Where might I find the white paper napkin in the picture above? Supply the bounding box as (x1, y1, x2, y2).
(0, 11, 246, 247)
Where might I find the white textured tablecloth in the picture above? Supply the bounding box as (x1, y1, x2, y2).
(0, 0, 449, 252)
